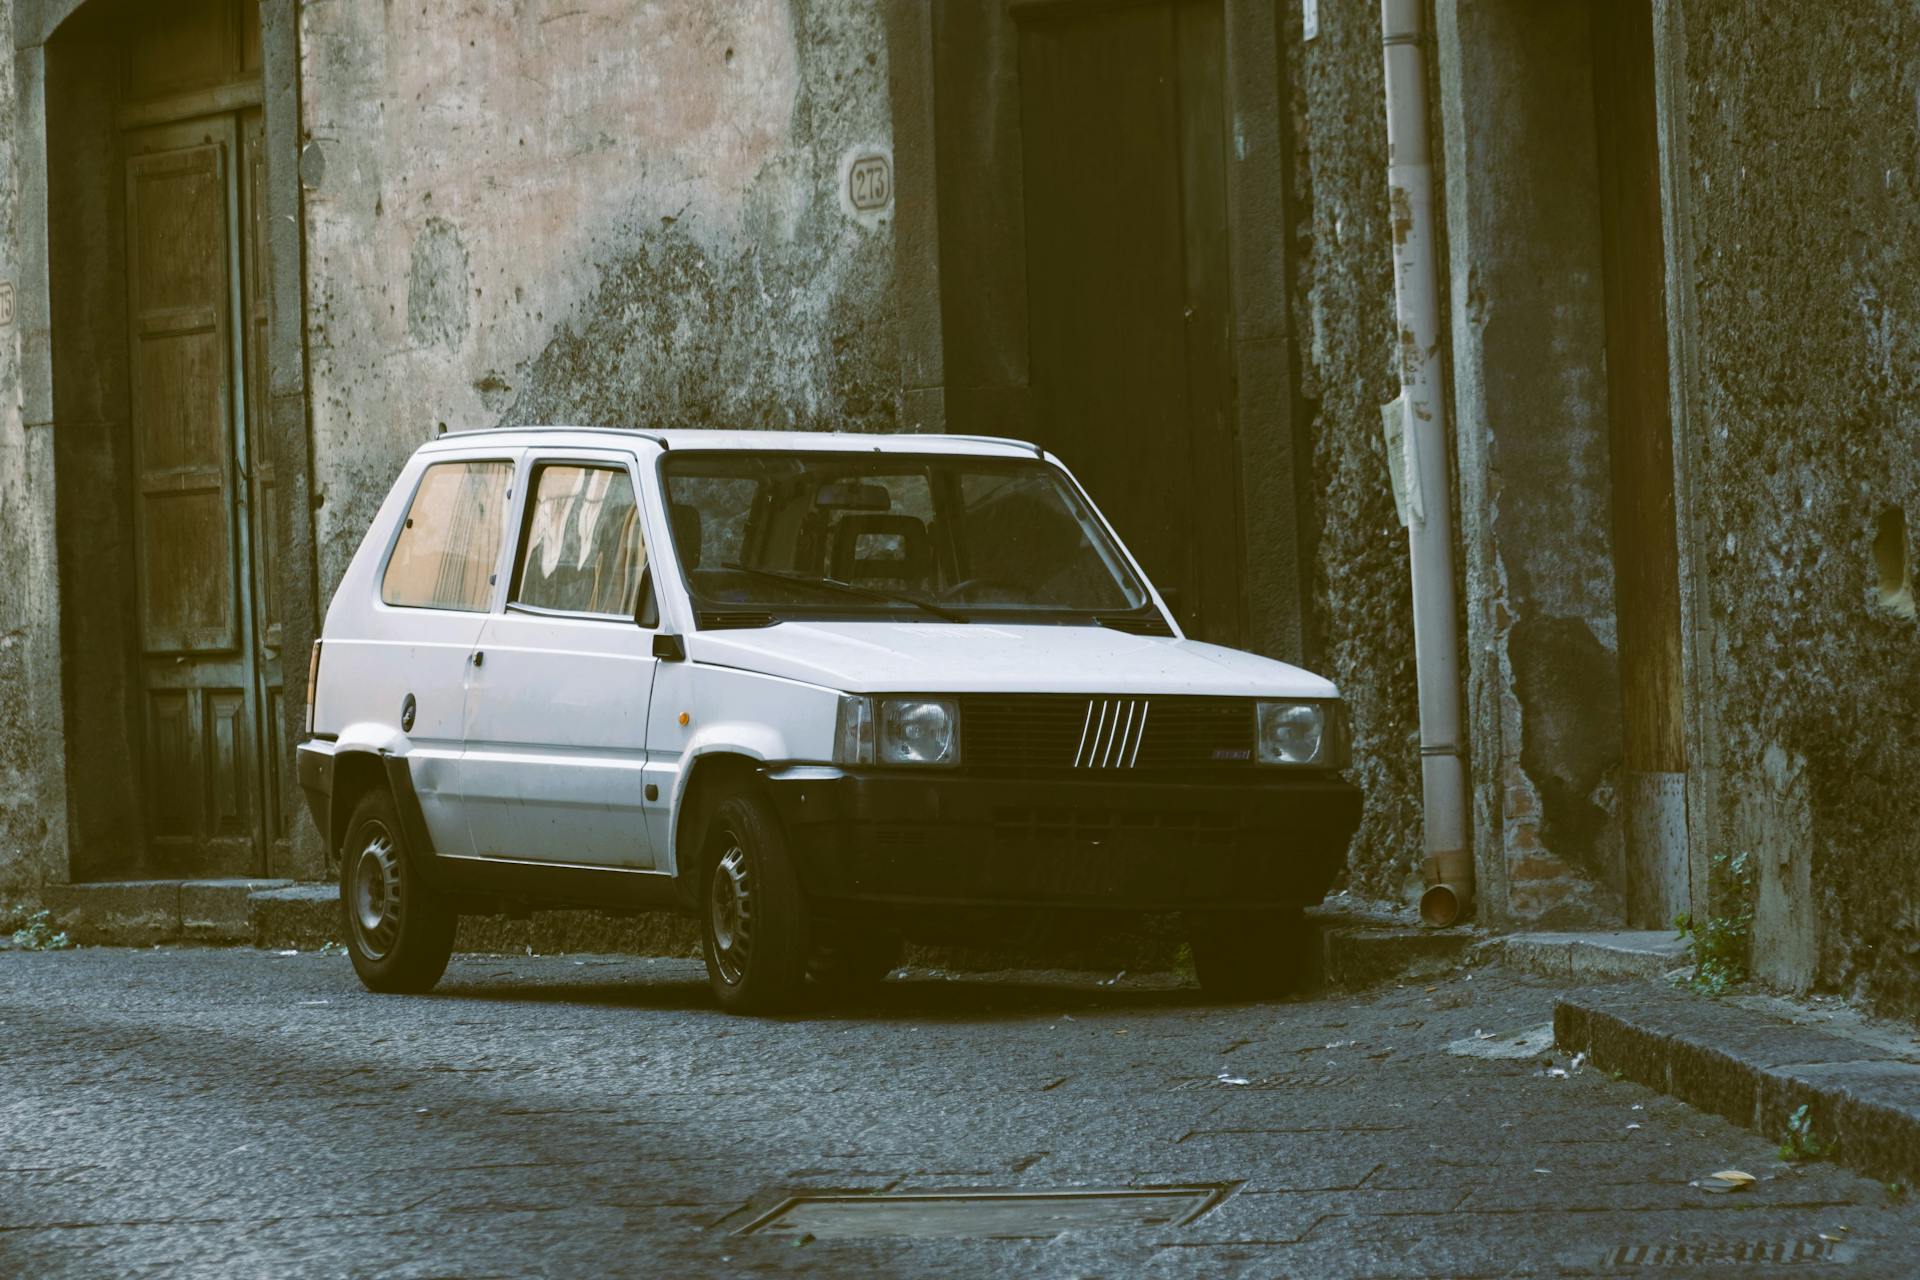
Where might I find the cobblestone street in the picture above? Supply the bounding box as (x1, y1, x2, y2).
(3, 949, 1913, 1277)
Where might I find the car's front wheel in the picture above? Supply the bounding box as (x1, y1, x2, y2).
(699, 784, 812, 1014)
(1187, 909, 1313, 1000)
(340, 788, 456, 994)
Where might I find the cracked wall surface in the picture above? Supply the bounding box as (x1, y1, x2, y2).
(1676, 1, 1920, 1017)
(299, 0, 897, 601)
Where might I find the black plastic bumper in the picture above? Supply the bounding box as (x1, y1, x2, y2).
(762, 768, 1362, 911)
(297, 741, 335, 852)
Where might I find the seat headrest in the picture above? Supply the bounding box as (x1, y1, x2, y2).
(669, 503, 703, 568)
(830, 513, 931, 583)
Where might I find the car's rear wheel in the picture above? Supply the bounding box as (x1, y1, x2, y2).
(699, 784, 811, 1014)
(1187, 909, 1313, 999)
(340, 788, 456, 994)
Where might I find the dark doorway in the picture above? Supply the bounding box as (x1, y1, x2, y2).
(1014, 0, 1241, 643)
(50, 0, 288, 879)
(911, 0, 1288, 651)
(1591, 0, 1689, 925)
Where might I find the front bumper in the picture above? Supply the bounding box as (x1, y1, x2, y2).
(762, 767, 1362, 911)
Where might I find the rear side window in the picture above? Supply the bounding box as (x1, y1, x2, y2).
(381, 460, 514, 611)
(512, 463, 648, 617)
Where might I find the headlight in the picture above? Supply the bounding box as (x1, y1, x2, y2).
(1257, 701, 1337, 766)
(833, 696, 961, 766)
(878, 698, 960, 766)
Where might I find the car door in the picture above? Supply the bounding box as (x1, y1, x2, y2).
(372, 453, 521, 857)
(458, 451, 662, 867)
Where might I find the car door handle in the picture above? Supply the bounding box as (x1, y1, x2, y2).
(471, 650, 485, 668)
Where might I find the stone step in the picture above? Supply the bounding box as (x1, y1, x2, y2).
(46, 879, 295, 945)
(1476, 929, 1692, 983)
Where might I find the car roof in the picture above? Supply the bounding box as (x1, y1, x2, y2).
(418, 426, 1046, 460)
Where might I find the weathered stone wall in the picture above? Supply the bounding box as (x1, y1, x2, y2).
(0, 0, 52, 897)
(298, 0, 897, 599)
(1675, 1, 1920, 1016)
(1284, 4, 1424, 903)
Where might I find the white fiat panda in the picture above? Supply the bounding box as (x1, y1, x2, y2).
(299, 428, 1361, 1012)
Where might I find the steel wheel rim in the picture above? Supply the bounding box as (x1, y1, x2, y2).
(351, 823, 403, 961)
(709, 837, 752, 985)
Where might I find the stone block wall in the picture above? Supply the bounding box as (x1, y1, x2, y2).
(1674, 0, 1920, 1016)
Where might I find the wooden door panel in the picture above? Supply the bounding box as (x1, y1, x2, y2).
(264, 685, 288, 842)
(1169, 0, 1241, 642)
(204, 688, 252, 838)
(1016, 0, 1238, 642)
(139, 491, 235, 651)
(126, 116, 268, 876)
(146, 691, 197, 843)
(241, 109, 289, 858)
(128, 142, 239, 657)
(244, 113, 281, 650)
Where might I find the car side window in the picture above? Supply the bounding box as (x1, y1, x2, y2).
(381, 460, 514, 611)
(511, 463, 650, 619)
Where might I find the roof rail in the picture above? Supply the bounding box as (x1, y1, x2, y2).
(937, 433, 1046, 459)
(436, 425, 670, 450)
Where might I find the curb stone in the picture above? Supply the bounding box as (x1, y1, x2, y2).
(1555, 983, 1920, 1187)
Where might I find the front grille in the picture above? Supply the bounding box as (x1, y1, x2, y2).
(959, 694, 1255, 772)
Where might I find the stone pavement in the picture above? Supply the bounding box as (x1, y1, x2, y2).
(2, 949, 1915, 1278)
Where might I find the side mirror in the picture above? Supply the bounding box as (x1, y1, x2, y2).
(634, 564, 660, 629)
(652, 633, 686, 662)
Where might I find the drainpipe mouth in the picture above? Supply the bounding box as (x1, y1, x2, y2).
(1418, 849, 1474, 928)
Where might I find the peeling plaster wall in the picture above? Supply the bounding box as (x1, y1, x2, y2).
(299, 0, 897, 599)
(1284, 5, 1423, 902)
(1676, 2, 1920, 1016)
(1439, 0, 1625, 928)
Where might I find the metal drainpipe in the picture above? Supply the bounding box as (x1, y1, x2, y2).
(1381, 0, 1473, 926)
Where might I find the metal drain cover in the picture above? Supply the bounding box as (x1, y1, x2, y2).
(741, 1186, 1227, 1240)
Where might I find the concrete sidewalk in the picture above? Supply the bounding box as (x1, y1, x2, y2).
(1558, 983, 1920, 1188)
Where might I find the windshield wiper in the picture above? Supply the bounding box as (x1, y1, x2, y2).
(719, 563, 970, 623)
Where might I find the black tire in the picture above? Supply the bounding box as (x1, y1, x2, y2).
(808, 928, 904, 999)
(698, 784, 812, 1014)
(339, 788, 456, 994)
(1188, 909, 1312, 1000)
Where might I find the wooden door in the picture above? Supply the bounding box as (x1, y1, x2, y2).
(126, 115, 273, 876)
(241, 109, 292, 864)
(1016, 0, 1242, 643)
(1592, 0, 1689, 925)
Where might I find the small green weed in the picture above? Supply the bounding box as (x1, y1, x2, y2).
(1885, 1181, 1907, 1205)
(9, 909, 73, 952)
(1672, 850, 1754, 996)
(1777, 1103, 1830, 1162)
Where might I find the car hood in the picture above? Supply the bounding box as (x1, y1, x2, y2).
(685, 621, 1339, 698)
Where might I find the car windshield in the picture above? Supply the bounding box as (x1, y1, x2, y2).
(660, 451, 1154, 623)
